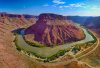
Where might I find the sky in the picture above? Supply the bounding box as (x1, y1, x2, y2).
(0, 0, 100, 16)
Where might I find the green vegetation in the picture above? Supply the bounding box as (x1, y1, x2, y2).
(86, 29, 97, 43)
(13, 28, 97, 62)
(75, 42, 97, 58)
(71, 29, 97, 54)
(14, 34, 21, 51)
(15, 39, 70, 62)
(25, 40, 45, 47)
(14, 34, 71, 62)
(27, 49, 69, 62)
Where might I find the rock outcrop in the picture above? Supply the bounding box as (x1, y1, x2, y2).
(25, 13, 85, 46)
(0, 13, 36, 27)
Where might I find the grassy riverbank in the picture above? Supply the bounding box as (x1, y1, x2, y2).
(14, 28, 97, 62)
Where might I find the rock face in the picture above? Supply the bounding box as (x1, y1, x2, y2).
(25, 13, 85, 46)
(0, 13, 36, 27)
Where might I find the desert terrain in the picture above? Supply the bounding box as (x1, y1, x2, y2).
(0, 13, 100, 68)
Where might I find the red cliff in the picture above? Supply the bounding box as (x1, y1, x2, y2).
(25, 13, 85, 46)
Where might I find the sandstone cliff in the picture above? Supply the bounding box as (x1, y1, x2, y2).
(25, 13, 85, 46)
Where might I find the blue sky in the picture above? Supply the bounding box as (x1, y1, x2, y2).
(0, 0, 100, 16)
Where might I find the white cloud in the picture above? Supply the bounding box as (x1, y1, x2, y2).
(52, 0, 65, 5)
(91, 6, 100, 10)
(59, 3, 86, 8)
(59, 5, 69, 8)
(69, 3, 84, 7)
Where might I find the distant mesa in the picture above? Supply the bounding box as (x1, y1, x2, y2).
(24, 13, 85, 46)
(0, 13, 37, 27)
(0, 12, 35, 18)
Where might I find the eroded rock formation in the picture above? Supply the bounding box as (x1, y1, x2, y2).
(25, 13, 85, 46)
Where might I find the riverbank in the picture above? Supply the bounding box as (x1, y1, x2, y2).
(14, 28, 97, 62)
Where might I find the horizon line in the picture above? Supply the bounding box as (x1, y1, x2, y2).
(0, 12, 100, 17)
